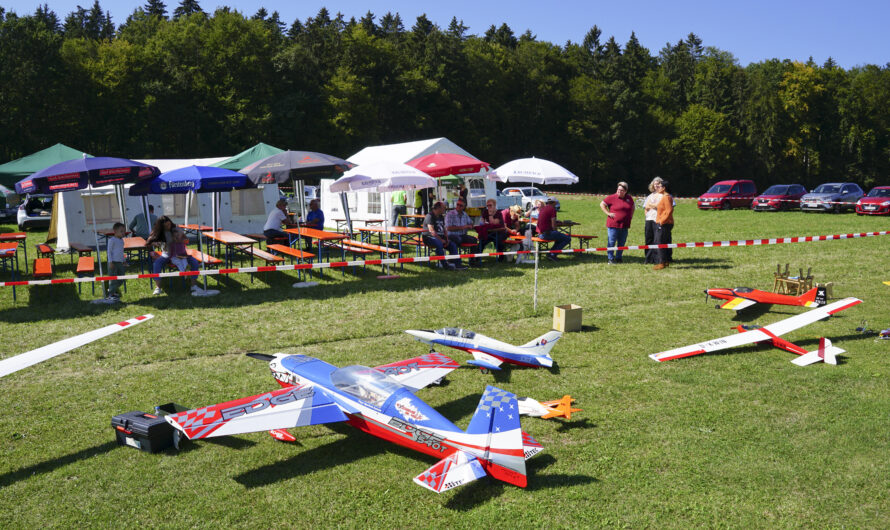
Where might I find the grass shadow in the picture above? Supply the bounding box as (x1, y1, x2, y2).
(0, 440, 118, 489)
(556, 418, 597, 432)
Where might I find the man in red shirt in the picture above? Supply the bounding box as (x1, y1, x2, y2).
(599, 181, 635, 264)
(536, 198, 570, 261)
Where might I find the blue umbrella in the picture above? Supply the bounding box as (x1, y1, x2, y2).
(15, 156, 159, 195)
(128, 165, 252, 196)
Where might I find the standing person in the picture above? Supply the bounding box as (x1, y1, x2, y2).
(422, 201, 465, 270)
(128, 205, 157, 238)
(458, 182, 469, 204)
(653, 180, 674, 270)
(104, 222, 126, 302)
(537, 198, 571, 261)
(391, 189, 407, 226)
(445, 198, 481, 266)
(600, 181, 635, 264)
(643, 177, 664, 264)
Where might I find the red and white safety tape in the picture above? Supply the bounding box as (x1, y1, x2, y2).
(1, 230, 888, 289)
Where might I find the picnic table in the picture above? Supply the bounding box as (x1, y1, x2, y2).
(204, 231, 257, 268)
(332, 218, 386, 234)
(284, 227, 347, 262)
(399, 214, 426, 227)
(0, 232, 28, 272)
(123, 237, 148, 273)
(356, 226, 423, 268)
(0, 242, 20, 301)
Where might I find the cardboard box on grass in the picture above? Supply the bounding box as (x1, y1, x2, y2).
(553, 304, 582, 332)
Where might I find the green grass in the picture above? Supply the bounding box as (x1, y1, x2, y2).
(2, 199, 889, 528)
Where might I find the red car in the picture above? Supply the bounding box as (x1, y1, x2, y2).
(697, 180, 757, 210)
(751, 184, 808, 211)
(856, 186, 890, 215)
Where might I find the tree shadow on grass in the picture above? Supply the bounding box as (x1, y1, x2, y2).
(0, 440, 118, 489)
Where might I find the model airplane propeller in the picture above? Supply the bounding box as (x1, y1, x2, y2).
(164, 352, 547, 493)
(705, 286, 826, 311)
(650, 297, 861, 365)
(404, 328, 561, 371)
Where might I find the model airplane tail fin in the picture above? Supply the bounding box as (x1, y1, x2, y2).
(798, 286, 827, 307)
(519, 330, 562, 357)
(413, 450, 487, 493)
(791, 337, 844, 366)
(464, 385, 528, 488)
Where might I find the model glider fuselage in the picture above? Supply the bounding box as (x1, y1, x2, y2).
(404, 328, 560, 370)
(706, 286, 826, 311)
(164, 353, 542, 493)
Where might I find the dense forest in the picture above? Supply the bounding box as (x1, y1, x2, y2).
(2, 1, 889, 193)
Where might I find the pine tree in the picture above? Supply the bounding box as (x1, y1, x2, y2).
(172, 0, 203, 20)
(143, 0, 166, 18)
(359, 11, 377, 35)
(446, 17, 467, 40)
(252, 7, 267, 21)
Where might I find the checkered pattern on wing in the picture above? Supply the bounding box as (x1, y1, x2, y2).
(415, 458, 450, 491)
(522, 430, 542, 448)
(418, 352, 459, 369)
(174, 406, 218, 429)
(475, 386, 513, 413)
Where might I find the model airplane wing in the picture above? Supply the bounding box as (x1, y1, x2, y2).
(374, 352, 460, 392)
(719, 297, 758, 311)
(413, 451, 487, 493)
(165, 384, 348, 440)
(466, 350, 504, 371)
(651, 297, 861, 362)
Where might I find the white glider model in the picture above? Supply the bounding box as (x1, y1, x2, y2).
(649, 298, 861, 365)
(0, 314, 154, 377)
(404, 328, 561, 371)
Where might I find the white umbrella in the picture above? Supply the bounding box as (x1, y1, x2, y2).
(488, 157, 578, 311)
(487, 157, 579, 185)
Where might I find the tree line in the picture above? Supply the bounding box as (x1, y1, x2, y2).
(2, 1, 889, 194)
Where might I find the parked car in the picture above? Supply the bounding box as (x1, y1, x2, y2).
(751, 184, 808, 211)
(0, 196, 17, 223)
(502, 186, 560, 211)
(697, 180, 757, 210)
(17, 193, 53, 230)
(799, 182, 864, 213)
(856, 186, 890, 215)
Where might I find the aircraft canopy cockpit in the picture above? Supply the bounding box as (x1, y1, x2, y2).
(735, 287, 754, 293)
(435, 327, 475, 340)
(330, 365, 404, 407)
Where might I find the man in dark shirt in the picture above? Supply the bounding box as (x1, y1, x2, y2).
(423, 201, 466, 270)
(536, 198, 571, 261)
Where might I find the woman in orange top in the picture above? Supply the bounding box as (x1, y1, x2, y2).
(653, 180, 674, 270)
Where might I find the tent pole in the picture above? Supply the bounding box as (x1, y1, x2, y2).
(533, 241, 539, 312)
(88, 183, 106, 298)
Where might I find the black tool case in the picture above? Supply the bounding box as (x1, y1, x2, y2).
(111, 411, 176, 453)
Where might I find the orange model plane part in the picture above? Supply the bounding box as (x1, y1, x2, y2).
(538, 395, 582, 420)
(706, 286, 826, 311)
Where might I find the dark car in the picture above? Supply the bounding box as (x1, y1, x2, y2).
(751, 184, 808, 211)
(697, 180, 757, 210)
(856, 186, 890, 215)
(800, 183, 864, 213)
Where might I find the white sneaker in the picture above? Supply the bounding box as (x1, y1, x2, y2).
(152, 287, 163, 295)
(191, 285, 204, 295)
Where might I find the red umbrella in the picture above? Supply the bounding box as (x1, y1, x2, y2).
(406, 153, 490, 178)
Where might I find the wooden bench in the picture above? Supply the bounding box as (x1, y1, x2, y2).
(68, 242, 94, 264)
(33, 257, 53, 279)
(267, 244, 315, 262)
(76, 256, 95, 294)
(235, 245, 285, 265)
(246, 233, 289, 249)
(36, 243, 56, 267)
(570, 234, 598, 249)
(186, 248, 223, 266)
(342, 239, 402, 256)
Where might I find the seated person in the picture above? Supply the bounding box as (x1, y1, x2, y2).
(536, 198, 571, 262)
(128, 205, 157, 239)
(168, 230, 198, 272)
(477, 199, 506, 260)
(501, 204, 524, 236)
(445, 198, 480, 266)
(146, 216, 205, 295)
(422, 201, 465, 270)
(526, 199, 544, 220)
(263, 199, 298, 241)
(299, 199, 325, 250)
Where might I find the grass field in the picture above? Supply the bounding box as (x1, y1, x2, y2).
(1, 196, 889, 528)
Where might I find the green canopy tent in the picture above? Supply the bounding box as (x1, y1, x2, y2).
(210, 142, 283, 171)
(0, 144, 91, 188)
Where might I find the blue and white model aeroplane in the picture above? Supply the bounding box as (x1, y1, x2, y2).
(404, 328, 561, 371)
(164, 352, 545, 493)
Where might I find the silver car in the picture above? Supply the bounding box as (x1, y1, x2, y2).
(502, 186, 561, 211)
(17, 193, 53, 230)
(800, 183, 864, 213)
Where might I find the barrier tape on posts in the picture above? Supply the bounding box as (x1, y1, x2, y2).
(2, 230, 888, 289)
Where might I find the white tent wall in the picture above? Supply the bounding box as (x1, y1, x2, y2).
(319, 179, 384, 229)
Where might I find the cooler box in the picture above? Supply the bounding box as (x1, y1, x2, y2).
(553, 304, 582, 332)
(111, 411, 176, 453)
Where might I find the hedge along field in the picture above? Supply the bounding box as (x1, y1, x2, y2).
(1, 195, 889, 528)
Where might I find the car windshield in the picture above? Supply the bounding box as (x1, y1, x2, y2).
(762, 185, 788, 195)
(867, 188, 890, 198)
(528, 188, 544, 196)
(814, 184, 841, 194)
(330, 365, 404, 407)
(707, 184, 731, 194)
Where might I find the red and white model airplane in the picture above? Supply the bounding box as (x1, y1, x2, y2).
(705, 285, 826, 311)
(164, 352, 548, 493)
(650, 297, 861, 365)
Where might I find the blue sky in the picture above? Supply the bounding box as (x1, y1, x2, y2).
(4, 0, 888, 68)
